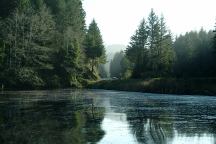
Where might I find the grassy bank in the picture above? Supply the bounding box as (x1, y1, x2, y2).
(89, 78, 216, 96)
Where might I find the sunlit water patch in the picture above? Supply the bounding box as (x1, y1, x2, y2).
(168, 132, 215, 144)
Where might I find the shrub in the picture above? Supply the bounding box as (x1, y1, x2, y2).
(16, 68, 45, 89)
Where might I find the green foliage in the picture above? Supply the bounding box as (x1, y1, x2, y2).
(174, 29, 215, 77)
(125, 10, 215, 80)
(56, 38, 83, 86)
(45, 75, 61, 88)
(50, 0, 87, 87)
(110, 51, 132, 79)
(0, 37, 5, 70)
(15, 68, 45, 88)
(0, 2, 215, 90)
(0, 68, 44, 89)
(0, 0, 18, 18)
(0, 2, 58, 88)
(98, 64, 108, 78)
(18, 0, 31, 10)
(84, 20, 106, 77)
(157, 16, 175, 75)
(126, 9, 214, 79)
(110, 51, 124, 78)
(85, 20, 104, 59)
(214, 23, 216, 53)
(126, 19, 149, 78)
(1, 3, 55, 69)
(120, 56, 132, 79)
(92, 78, 216, 95)
(0, 0, 102, 89)
(126, 9, 175, 78)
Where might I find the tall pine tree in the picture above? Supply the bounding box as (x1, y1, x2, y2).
(157, 15, 175, 75)
(50, 0, 86, 87)
(85, 20, 106, 77)
(147, 9, 161, 76)
(126, 9, 175, 78)
(126, 19, 149, 78)
(214, 23, 216, 53)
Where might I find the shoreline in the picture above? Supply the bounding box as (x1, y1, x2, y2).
(1, 78, 216, 96)
(89, 78, 216, 96)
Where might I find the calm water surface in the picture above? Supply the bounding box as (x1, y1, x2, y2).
(0, 89, 216, 144)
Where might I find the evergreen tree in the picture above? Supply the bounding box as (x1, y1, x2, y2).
(157, 15, 175, 75)
(213, 23, 216, 53)
(98, 64, 108, 78)
(85, 20, 106, 75)
(50, 0, 86, 86)
(0, 2, 56, 88)
(30, 3, 56, 69)
(110, 51, 124, 78)
(214, 23, 216, 73)
(174, 29, 215, 77)
(126, 19, 149, 78)
(0, 30, 4, 71)
(0, 2, 215, 89)
(126, 10, 175, 78)
(44, 0, 66, 16)
(110, 51, 132, 79)
(0, 0, 18, 18)
(147, 9, 161, 75)
(18, 0, 31, 10)
(0, 0, 90, 89)
(120, 56, 132, 79)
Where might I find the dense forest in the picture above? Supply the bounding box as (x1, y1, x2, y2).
(0, 1, 216, 90)
(110, 9, 216, 79)
(0, 0, 106, 89)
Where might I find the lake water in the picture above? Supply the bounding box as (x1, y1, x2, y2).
(0, 89, 216, 144)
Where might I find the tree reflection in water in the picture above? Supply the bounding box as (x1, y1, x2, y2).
(109, 93, 216, 144)
(0, 90, 105, 144)
(0, 90, 216, 144)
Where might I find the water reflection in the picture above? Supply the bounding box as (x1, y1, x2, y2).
(99, 98, 137, 143)
(169, 132, 215, 144)
(105, 91, 216, 144)
(0, 90, 105, 144)
(0, 90, 216, 144)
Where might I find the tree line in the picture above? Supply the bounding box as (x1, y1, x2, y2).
(0, 0, 106, 89)
(110, 9, 216, 79)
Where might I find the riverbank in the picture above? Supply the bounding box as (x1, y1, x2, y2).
(89, 78, 216, 96)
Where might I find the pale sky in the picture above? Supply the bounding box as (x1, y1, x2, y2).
(83, 0, 216, 46)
